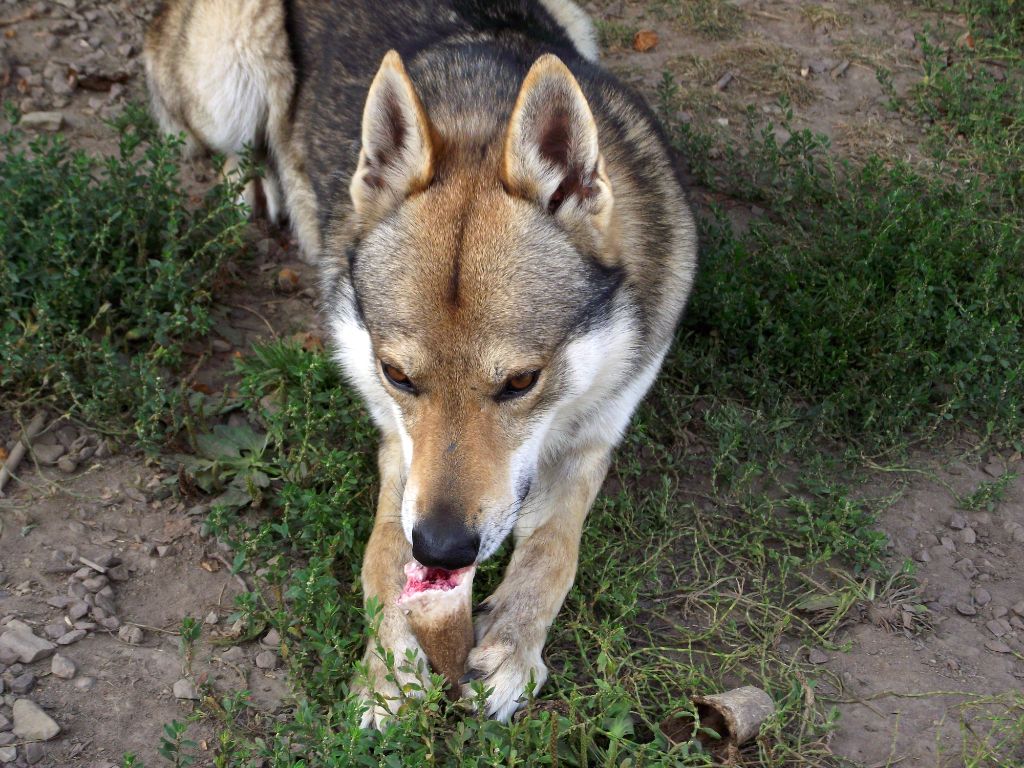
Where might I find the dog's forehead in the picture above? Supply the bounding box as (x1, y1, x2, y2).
(351, 185, 618, 366)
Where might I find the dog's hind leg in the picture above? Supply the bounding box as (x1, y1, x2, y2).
(466, 445, 612, 722)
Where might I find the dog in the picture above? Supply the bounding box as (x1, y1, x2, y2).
(145, 0, 697, 727)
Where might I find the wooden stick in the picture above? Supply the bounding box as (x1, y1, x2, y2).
(0, 412, 48, 496)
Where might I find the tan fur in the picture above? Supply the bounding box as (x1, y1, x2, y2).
(146, 0, 698, 726)
(144, 0, 320, 260)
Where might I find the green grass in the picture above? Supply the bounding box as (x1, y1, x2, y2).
(0, 105, 246, 442)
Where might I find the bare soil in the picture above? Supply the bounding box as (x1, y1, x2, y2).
(1, 1, 1021, 766)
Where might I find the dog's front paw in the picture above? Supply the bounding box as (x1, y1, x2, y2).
(354, 634, 431, 730)
(463, 632, 548, 722)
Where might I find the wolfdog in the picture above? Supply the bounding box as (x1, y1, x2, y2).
(145, 0, 697, 726)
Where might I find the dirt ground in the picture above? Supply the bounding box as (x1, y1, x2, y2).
(1, 1, 1021, 766)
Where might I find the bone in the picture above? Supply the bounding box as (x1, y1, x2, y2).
(660, 685, 776, 756)
(398, 565, 475, 699)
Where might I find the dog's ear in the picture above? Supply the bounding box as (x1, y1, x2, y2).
(350, 50, 435, 222)
(501, 54, 612, 230)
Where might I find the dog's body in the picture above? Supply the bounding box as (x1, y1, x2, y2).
(146, 0, 697, 726)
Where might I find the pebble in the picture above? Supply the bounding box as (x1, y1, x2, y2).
(954, 601, 976, 616)
(254, 650, 278, 670)
(940, 536, 956, 552)
(807, 648, 829, 664)
(57, 629, 86, 645)
(23, 742, 44, 765)
(99, 616, 120, 630)
(211, 339, 232, 353)
(985, 640, 1012, 654)
(82, 575, 108, 592)
(73, 676, 95, 691)
(69, 601, 89, 621)
(51, 653, 76, 679)
(0, 746, 14, 763)
(986, 619, 1010, 637)
(914, 548, 931, 563)
(953, 559, 979, 578)
(118, 625, 142, 645)
(204, 611, 218, 625)
(45, 596, 74, 610)
(260, 629, 281, 648)
(32, 443, 66, 465)
(220, 646, 246, 663)
(57, 455, 78, 474)
(1013, 601, 1024, 618)
(172, 678, 199, 700)
(960, 527, 977, 545)
(106, 565, 129, 582)
(973, 587, 991, 606)
(0, 625, 56, 664)
(948, 512, 967, 530)
(0, 714, 8, 730)
(43, 623, 67, 641)
(12, 699, 60, 741)
(10, 673, 36, 695)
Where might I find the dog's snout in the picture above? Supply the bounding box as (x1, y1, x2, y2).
(411, 503, 480, 570)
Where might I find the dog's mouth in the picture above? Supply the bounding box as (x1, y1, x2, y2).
(399, 561, 474, 601)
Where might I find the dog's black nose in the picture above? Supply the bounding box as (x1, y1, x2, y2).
(411, 507, 480, 571)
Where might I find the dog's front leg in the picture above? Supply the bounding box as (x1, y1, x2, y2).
(467, 445, 612, 722)
(355, 434, 428, 729)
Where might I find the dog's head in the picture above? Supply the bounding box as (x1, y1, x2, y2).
(334, 51, 630, 569)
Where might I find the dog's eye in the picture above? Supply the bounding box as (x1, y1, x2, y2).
(498, 370, 540, 400)
(382, 362, 416, 393)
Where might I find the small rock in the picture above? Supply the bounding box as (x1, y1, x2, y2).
(0, 627, 57, 664)
(51, 653, 76, 679)
(99, 616, 120, 630)
(82, 575, 108, 592)
(960, 527, 977, 545)
(57, 456, 78, 474)
(1011, 617, 1024, 631)
(986, 619, 1009, 637)
(172, 678, 199, 700)
(57, 629, 86, 645)
(73, 621, 96, 631)
(954, 602, 976, 616)
(0, 746, 14, 763)
(993, 605, 1008, 619)
(220, 646, 246, 663)
(940, 536, 956, 552)
(254, 650, 278, 670)
(43, 623, 67, 641)
(914, 548, 931, 563)
(807, 648, 829, 664)
(23, 741, 44, 765)
(204, 611, 218, 626)
(10, 673, 36, 694)
(973, 587, 992, 606)
(45, 596, 74, 610)
(156, 545, 171, 558)
(73, 676, 95, 691)
(106, 565, 128, 582)
(211, 338, 232, 353)
(948, 512, 967, 530)
(12, 699, 60, 741)
(260, 628, 281, 648)
(277, 268, 299, 292)
(1012, 601, 1024, 618)
(69, 601, 89, 621)
(953, 558, 978, 578)
(118, 625, 143, 645)
(32, 443, 66, 465)
(985, 640, 1012, 654)
(0, 714, 9, 730)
